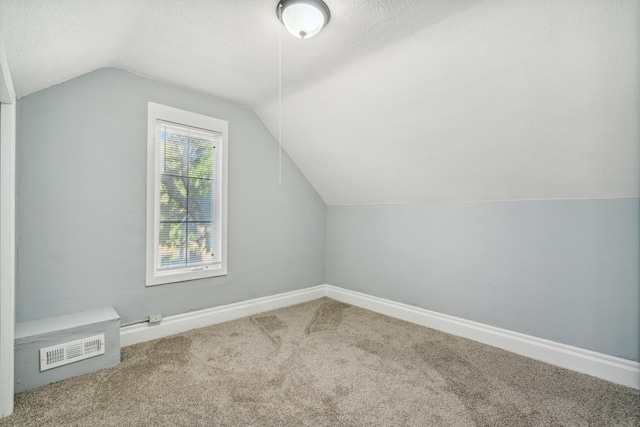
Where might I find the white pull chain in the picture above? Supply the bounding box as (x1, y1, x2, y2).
(278, 4, 283, 185)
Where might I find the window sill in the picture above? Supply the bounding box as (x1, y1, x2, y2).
(145, 265, 227, 287)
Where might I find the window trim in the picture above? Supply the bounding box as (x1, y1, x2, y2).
(146, 102, 228, 286)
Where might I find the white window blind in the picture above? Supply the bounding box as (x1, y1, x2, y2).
(155, 121, 220, 270)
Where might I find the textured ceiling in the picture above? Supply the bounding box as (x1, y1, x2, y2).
(0, 0, 471, 106)
(1, 0, 638, 204)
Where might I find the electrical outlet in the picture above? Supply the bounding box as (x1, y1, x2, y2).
(148, 313, 162, 324)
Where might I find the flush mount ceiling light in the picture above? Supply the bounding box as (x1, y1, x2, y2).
(277, 0, 331, 39)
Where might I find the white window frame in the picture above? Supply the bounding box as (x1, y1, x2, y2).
(146, 102, 228, 286)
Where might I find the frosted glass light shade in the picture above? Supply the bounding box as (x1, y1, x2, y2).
(277, 0, 330, 39)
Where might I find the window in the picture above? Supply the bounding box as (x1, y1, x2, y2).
(146, 103, 228, 286)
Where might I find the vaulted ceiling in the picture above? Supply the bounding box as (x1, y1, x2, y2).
(1, 0, 638, 204)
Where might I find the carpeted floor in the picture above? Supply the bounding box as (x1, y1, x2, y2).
(1, 297, 638, 426)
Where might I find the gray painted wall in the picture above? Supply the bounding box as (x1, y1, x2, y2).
(16, 68, 326, 325)
(15, 67, 639, 365)
(326, 199, 640, 361)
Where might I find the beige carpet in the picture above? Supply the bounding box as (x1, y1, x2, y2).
(1, 298, 638, 426)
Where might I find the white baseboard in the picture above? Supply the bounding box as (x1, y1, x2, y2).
(120, 285, 326, 347)
(119, 284, 639, 390)
(324, 285, 640, 390)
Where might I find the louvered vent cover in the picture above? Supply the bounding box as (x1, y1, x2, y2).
(40, 334, 105, 371)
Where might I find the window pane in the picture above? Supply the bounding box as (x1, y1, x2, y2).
(187, 222, 213, 265)
(158, 222, 186, 268)
(188, 177, 213, 222)
(161, 130, 187, 176)
(160, 175, 187, 221)
(189, 137, 215, 179)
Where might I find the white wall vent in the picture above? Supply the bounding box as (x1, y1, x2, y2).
(40, 334, 105, 371)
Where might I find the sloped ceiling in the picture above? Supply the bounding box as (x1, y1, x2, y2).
(1, 0, 638, 204)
